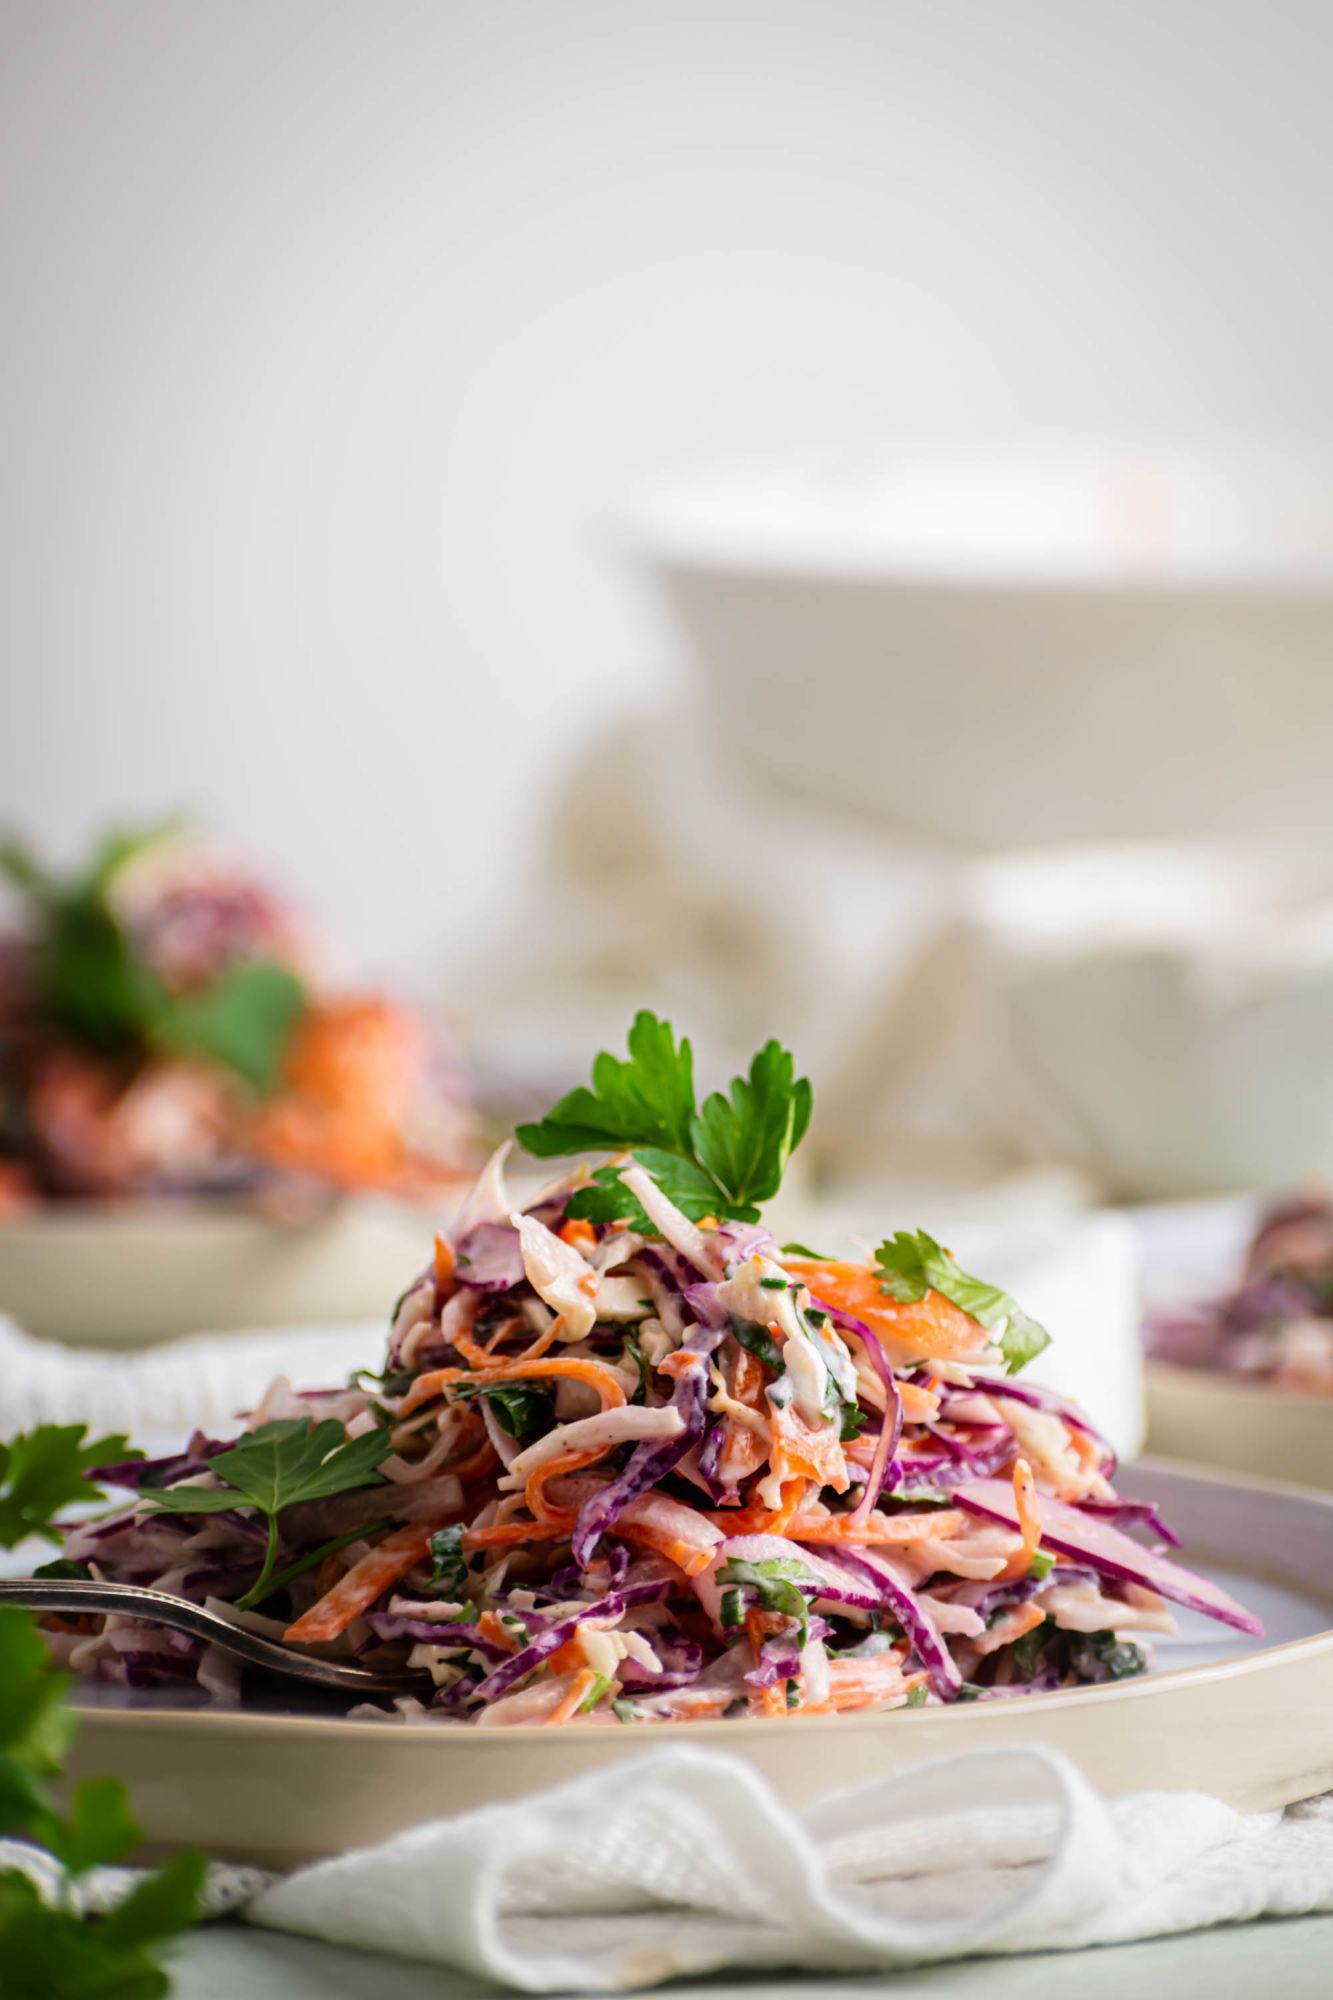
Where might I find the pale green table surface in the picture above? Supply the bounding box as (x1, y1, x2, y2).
(173, 1911, 1333, 1998)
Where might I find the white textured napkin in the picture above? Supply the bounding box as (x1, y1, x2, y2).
(245, 1743, 1333, 1990)
(0, 1313, 377, 1446)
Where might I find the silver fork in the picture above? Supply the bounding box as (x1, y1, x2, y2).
(0, 1577, 430, 1695)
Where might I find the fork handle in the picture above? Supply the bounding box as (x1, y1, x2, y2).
(0, 1577, 423, 1694)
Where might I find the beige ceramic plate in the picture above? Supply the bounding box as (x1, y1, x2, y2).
(1146, 1362, 1333, 1492)
(67, 1461, 1333, 1867)
(0, 1199, 447, 1347)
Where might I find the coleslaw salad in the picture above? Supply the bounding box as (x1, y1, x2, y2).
(43, 1015, 1259, 1724)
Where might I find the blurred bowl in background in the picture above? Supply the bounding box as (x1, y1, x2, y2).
(959, 843, 1333, 1198)
(0, 1200, 438, 1348)
(633, 447, 1333, 851)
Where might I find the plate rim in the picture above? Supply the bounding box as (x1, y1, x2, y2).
(68, 1456, 1333, 1747)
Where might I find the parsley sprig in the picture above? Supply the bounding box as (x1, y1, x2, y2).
(0, 1427, 204, 1994)
(0, 1426, 142, 1549)
(144, 1418, 392, 1610)
(875, 1230, 1051, 1373)
(517, 1011, 812, 1225)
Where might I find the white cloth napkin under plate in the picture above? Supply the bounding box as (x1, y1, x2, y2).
(243, 1742, 1333, 1990)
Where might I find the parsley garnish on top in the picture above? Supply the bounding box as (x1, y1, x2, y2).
(516, 1010, 812, 1225)
(874, 1229, 1051, 1373)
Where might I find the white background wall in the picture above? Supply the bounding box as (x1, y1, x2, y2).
(4, 1, 1333, 994)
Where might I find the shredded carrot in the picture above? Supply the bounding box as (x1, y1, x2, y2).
(994, 1458, 1041, 1581)
(823, 1655, 916, 1711)
(547, 1666, 601, 1725)
(505, 1313, 563, 1364)
(618, 1519, 714, 1576)
(783, 1258, 990, 1365)
(559, 1217, 598, 1254)
(544, 1634, 588, 1675)
(897, 1381, 940, 1423)
(482, 1313, 522, 1355)
(525, 1447, 611, 1523)
(972, 1599, 1045, 1658)
(462, 1516, 574, 1550)
(284, 1523, 440, 1645)
(450, 1323, 494, 1369)
(658, 1349, 704, 1381)
(433, 1233, 456, 1286)
(761, 1478, 807, 1535)
(399, 1355, 627, 1418)
(446, 1436, 500, 1484)
(477, 1610, 519, 1653)
(787, 1507, 967, 1545)
(770, 1403, 849, 1495)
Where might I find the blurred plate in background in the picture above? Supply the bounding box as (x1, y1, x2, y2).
(0, 1200, 441, 1348)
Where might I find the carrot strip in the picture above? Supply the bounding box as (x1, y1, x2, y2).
(399, 1355, 625, 1418)
(513, 1314, 563, 1363)
(481, 1313, 525, 1356)
(559, 1218, 598, 1254)
(433, 1233, 456, 1286)
(897, 1381, 940, 1423)
(547, 1666, 600, 1725)
(451, 1323, 494, 1369)
(761, 1478, 807, 1536)
(477, 1610, 519, 1654)
(543, 1636, 588, 1676)
(993, 1458, 1041, 1581)
(446, 1436, 500, 1483)
(787, 1508, 967, 1545)
(284, 1523, 438, 1645)
(972, 1599, 1045, 1658)
(525, 1447, 610, 1523)
(463, 1517, 574, 1550)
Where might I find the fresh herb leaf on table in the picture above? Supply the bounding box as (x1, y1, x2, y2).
(0, 1427, 142, 1549)
(0, 1431, 205, 1996)
(144, 1417, 392, 1610)
(875, 1228, 1051, 1374)
(519, 1010, 812, 1226)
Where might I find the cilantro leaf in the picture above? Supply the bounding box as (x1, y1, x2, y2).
(429, 1525, 468, 1597)
(730, 1317, 783, 1373)
(874, 1229, 1051, 1373)
(715, 1555, 823, 1650)
(455, 1382, 553, 1440)
(691, 1039, 812, 1211)
(0, 1427, 143, 1550)
(1069, 1630, 1148, 1683)
(145, 1418, 391, 1610)
(516, 1011, 696, 1158)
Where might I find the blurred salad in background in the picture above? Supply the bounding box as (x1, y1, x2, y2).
(0, 822, 475, 1210)
(1149, 1192, 1333, 1394)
